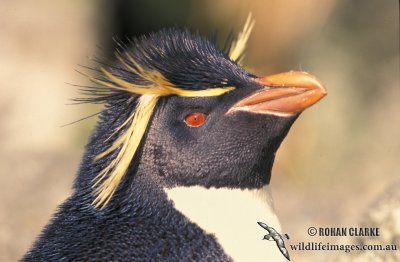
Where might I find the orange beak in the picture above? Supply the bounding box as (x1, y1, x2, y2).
(229, 71, 327, 116)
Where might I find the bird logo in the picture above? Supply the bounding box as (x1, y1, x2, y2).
(258, 222, 291, 261)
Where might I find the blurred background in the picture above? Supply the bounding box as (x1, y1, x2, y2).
(0, 0, 398, 261)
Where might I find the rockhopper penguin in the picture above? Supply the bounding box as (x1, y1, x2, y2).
(23, 17, 326, 261)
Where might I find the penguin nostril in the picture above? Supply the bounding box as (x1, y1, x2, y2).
(184, 112, 206, 127)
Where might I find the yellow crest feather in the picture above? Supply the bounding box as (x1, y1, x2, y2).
(229, 13, 255, 65)
(93, 94, 159, 208)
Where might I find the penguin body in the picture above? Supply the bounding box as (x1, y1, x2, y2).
(24, 27, 326, 261)
(23, 174, 230, 261)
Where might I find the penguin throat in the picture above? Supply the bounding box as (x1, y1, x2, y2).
(164, 185, 286, 262)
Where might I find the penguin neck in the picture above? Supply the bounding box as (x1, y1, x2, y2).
(164, 184, 286, 262)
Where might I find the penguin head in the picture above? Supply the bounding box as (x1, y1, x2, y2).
(140, 81, 299, 189)
(82, 25, 326, 208)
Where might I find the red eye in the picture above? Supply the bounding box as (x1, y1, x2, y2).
(184, 112, 206, 127)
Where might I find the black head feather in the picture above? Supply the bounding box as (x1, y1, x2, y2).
(120, 29, 252, 89)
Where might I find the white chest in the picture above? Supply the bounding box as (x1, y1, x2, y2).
(164, 185, 288, 262)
